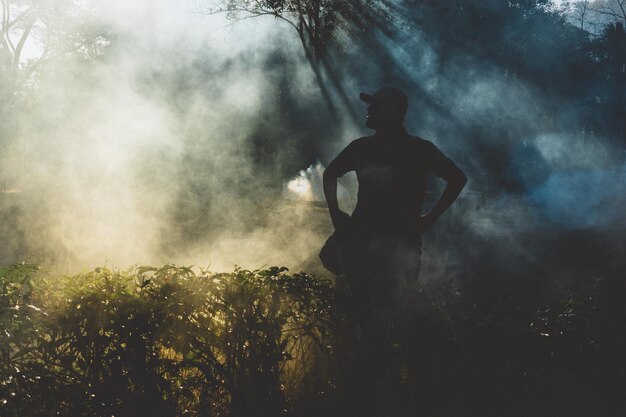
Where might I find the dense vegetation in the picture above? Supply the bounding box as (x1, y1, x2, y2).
(0, 264, 338, 417)
(2, 262, 625, 416)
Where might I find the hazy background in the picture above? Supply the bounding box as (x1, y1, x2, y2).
(1, 0, 625, 287)
(1, 0, 344, 271)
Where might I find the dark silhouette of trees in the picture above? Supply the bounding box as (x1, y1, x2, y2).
(559, 0, 626, 34)
(197, 0, 413, 122)
(199, 0, 355, 118)
(575, 0, 592, 30)
(595, 0, 626, 24)
(201, 0, 624, 173)
(597, 21, 626, 160)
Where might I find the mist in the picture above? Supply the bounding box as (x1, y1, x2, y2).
(1, 0, 345, 272)
(1, 0, 625, 288)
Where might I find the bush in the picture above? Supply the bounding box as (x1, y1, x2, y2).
(3, 263, 626, 417)
(0, 264, 336, 417)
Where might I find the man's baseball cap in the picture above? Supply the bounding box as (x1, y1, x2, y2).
(359, 86, 408, 116)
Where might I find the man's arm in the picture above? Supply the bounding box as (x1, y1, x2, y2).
(323, 142, 357, 231)
(421, 142, 467, 231)
(323, 169, 351, 231)
(420, 166, 467, 230)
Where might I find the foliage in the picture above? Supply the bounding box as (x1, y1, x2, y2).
(0, 264, 336, 417)
(206, 0, 349, 58)
(2, 262, 626, 416)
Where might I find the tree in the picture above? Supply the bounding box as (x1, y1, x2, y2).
(598, 21, 626, 161)
(559, 0, 626, 35)
(215, 0, 347, 60)
(594, 0, 626, 25)
(1, 0, 110, 192)
(199, 0, 361, 119)
(0, 0, 110, 113)
(575, 0, 591, 30)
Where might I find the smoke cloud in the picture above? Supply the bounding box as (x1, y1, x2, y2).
(1, 0, 624, 290)
(0, 0, 343, 272)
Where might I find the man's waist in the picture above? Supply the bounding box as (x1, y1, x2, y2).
(349, 215, 421, 235)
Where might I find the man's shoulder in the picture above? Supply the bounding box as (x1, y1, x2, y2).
(406, 134, 430, 144)
(349, 135, 376, 146)
(406, 135, 441, 152)
(342, 135, 376, 152)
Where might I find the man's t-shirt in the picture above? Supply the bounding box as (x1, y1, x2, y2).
(326, 133, 459, 236)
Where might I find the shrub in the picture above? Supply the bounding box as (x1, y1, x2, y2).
(0, 264, 336, 417)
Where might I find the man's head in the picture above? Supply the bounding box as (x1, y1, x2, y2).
(360, 86, 408, 130)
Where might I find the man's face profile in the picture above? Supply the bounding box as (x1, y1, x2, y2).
(365, 103, 381, 129)
(365, 102, 402, 130)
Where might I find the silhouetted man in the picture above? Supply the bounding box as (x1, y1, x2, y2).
(323, 86, 467, 292)
(322, 87, 467, 416)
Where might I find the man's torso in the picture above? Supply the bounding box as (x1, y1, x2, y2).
(349, 134, 432, 235)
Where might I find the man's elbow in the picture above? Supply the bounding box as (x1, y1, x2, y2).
(452, 169, 467, 190)
(458, 171, 468, 187)
(323, 167, 338, 185)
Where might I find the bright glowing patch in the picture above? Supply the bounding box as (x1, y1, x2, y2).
(286, 175, 313, 201)
(283, 162, 351, 204)
(283, 162, 326, 202)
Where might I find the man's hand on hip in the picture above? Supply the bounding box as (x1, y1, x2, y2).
(419, 212, 438, 233)
(330, 209, 351, 232)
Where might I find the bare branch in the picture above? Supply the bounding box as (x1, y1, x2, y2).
(13, 14, 35, 71)
(196, 0, 343, 116)
(2, 0, 17, 54)
(7, 5, 33, 29)
(2, 0, 7, 32)
(594, 8, 624, 20)
(576, 0, 590, 30)
(595, 0, 626, 23)
(1, 2, 12, 57)
(200, 3, 302, 37)
(6, 30, 14, 53)
(619, 0, 626, 20)
(2, 0, 9, 32)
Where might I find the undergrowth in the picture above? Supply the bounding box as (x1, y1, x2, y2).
(1, 263, 625, 416)
(0, 264, 335, 417)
